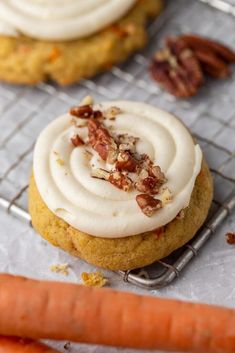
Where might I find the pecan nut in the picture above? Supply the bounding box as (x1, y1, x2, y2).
(226, 232, 235, 245)
(71, 134, 84, 147)
(135, 155, 167, 194)
(91, 168, 110, 181)
(88, 119, 118, 163)
(180, 34, 235, 78)
(150, 36, 204, 98)
(70, 105, 94, 119)
(148, 165, 167, 184)
(135, 176, 160, 195)
(136, 194, 162, 217)
(116, 151, 137, 172)
(108, 171, 132, 192)
(180, 34, 235, 63)
(70, 104, 103, 120)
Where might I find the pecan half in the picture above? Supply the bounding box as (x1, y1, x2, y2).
(71, 134, 84, 147)
(192, 48, 230, 78)
(180, 34, 235, 64)
(88, 119, 118, 163)
(151, 36, 204, 98)
(180, 35, 235, 78)
(226, 232, 235, 245)
(136, 194, 162, 217)
(108, 171, 132, 192)
(116, 151, 137, 172)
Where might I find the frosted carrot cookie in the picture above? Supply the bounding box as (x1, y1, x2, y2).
(0, 0, 163, 85)
(29, 97, 213, 270)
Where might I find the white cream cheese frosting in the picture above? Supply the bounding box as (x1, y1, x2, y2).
(0, 0, 136, 40)
(33, 101, 202, 238)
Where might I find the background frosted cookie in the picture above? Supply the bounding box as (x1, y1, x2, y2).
(0, 0, 163, 85)
(28, 98, 213, 270)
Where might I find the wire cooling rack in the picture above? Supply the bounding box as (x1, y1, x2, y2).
(0, 0, 235, 289)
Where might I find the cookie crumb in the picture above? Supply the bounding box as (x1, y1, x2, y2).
(56, 158, 65, 166)
(226, 232, 235, 245)
(50, 263, 69, 276)
(81, 271, 108, 287)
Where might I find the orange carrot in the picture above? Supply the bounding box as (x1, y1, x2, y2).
(0, 336, 58, 353)
(0, 274, 235, 353)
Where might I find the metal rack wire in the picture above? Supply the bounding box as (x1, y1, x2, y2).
(0, 0, 235, 288)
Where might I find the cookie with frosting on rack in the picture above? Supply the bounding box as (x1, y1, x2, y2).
(28, 96, 213, 270)
(0, 0, 163, 85)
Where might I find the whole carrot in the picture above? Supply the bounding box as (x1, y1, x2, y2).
(0, 336, 59, 353)
(0, 274, 235, 353)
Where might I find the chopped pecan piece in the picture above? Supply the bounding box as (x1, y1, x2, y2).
(108, 171, 132, 192)
(135, 156, 166, 194)
(70, 105, 93, 119)
(93, 110, 103, 119)
(151, 36, 204, 98)
(136, 194, 162, 217)
(104, 106, 122, 119)
(137, 154, 153, 171)
(117, 134, 139, 146)
(116, 151, 137, 172)
(226, 232, 235, 245)
(116, 134, 139, 154)
(91, 168, 110, 180)
(148, 165, 167, 184)
(135, 176, 160, 195)
(71, 134, 84, 147)
(88, 119, 118, 163)
(161, 186, 173, 205)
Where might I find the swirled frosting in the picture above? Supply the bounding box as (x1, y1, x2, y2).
(33, 101, 202, 238)
(0, 0, 136, 40)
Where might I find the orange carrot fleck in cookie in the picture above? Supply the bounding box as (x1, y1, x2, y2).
(49, 47, 60, 62)
(153, 226, 165, 238)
